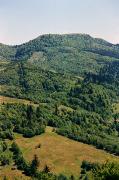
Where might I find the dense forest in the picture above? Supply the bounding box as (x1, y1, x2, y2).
(0, 34, 119, 179)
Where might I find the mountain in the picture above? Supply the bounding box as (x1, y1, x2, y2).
(1, 33, 119, 179)
(1, 34, 119, 75)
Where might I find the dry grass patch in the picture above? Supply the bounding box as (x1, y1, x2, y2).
(14, 127, 119, 177)
(0, 165, 31, 180)
(0, 60, 9, 64)
(113, 103, 119, 113)
(0, 96, 39, 107)
(58, 105, 74, 112)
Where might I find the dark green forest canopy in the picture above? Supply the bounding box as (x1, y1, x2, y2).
(85, 61, 119, 86)
(84, 61, 119, 101)
(0, 61, 77, 102)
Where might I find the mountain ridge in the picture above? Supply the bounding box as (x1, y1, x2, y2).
(1, 33, 119, 76)
(1, 33, 118, 46)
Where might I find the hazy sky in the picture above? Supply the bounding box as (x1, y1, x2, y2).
(0, 0, 119, 45)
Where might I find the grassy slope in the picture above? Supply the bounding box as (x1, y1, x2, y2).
(1, 127, 119, 179)
(13, 127, 119, 177)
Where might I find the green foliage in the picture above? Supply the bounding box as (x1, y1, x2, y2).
(0, 62, 75, 103)
(57, 108, 119, 155)
(0, 140, 12, 166)
(92, 162, 119, 179)
(0, 154, 10, 166)
(85, 61, 119, 100)
(0, 104, 45, 138)
(0, 43, 16, 60)
(81, 161, 119, 180)
(69, 83, 112, 119)
(43, 165, 51, 173)
(30, 154, 40, 175)
(0, 141, 7, 152)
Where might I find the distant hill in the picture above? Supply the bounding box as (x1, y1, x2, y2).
(1, 34, 119, 75)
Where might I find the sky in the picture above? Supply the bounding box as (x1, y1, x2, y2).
(0, 0, 119, 45)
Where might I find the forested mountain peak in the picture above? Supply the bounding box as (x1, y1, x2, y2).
(0, 33, 119, 75)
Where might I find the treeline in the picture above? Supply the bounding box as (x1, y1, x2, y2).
(57, 122, 119, 155)
(56, 81, 119, 155)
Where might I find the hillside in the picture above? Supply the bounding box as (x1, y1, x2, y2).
(1, 57, 119, 156)
(0, 61, 77, 103)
